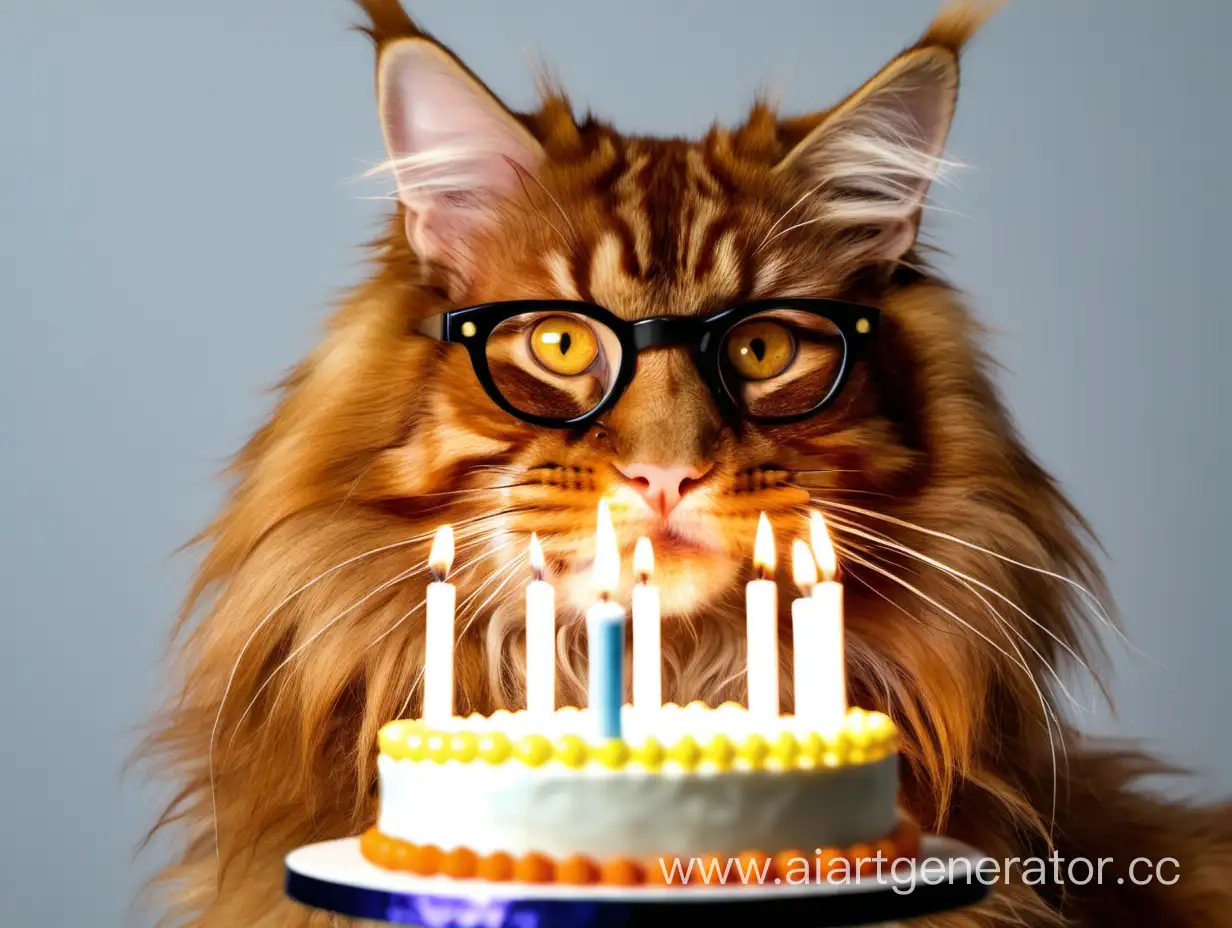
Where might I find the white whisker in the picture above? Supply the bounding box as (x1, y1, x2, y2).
(826, 513, 1097, 710)
(754, 180, 826, 255)
(206, 528, 450, 878)
(822, 500, 1130, 651)
(836, 542, 1062, 837)
(409, 484, 523, 500)
(832, 546, 1034, 690)
(224, 560, 429, 754)
(396, 665, 428, 723)
(361, 540, 517, 658)
(229, 534, 503, 765)
(222, 526, 512, 756)
(504, 156, 579, 243)
(391, 545, 526, 720)
(461, 555, 528, 641)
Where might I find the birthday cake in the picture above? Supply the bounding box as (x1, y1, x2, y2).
(360, 703, 916, 885)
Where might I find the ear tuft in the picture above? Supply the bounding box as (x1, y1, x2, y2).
(371, 38, 545, 282)
(350, 0, 426, 50)
(915, 0, 1005, 56)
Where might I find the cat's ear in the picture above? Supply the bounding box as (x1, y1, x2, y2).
(772, 1, 1002, 262)
(376, 38, 545, 278)
(774, 45, 959, 263)
(772, 0, 1007, 268)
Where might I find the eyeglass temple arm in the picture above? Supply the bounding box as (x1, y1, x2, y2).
(413, 314, 446, 341)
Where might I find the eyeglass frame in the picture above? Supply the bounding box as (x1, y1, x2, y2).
(414, 298, 881, 429)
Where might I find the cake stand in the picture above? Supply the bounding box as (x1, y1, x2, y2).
(285, 835, 990, 927)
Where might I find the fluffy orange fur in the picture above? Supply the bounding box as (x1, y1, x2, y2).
(139, 2, 1232, 925)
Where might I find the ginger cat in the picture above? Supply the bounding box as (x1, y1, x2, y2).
(141, 2, 1232, 924)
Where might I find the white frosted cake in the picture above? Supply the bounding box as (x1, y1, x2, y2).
(361, 702, 916, 885)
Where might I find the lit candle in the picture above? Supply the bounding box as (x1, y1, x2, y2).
(632, 537, 661, 711)
(746, 512, 779, 719)
(525, 533, 555, 716)
(586, 499, 627, 739)
(790, 539, 821, 722)
(423, 525, 456, 724)
(809, 510, 847, 732)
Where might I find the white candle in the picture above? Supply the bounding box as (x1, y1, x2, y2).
(423, 525, 456, 724)
(525, 533, 556, 716)
(746, 512, 779, 719)
(809, 510, 847, 732)
(587, 499, 627, 739)
(790, 539, 822, 721)
(632, 537, 661, 711)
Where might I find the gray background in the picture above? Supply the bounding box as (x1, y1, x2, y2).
(2, 1, 1229, 925)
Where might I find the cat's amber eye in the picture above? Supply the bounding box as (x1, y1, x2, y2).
(724, 319, 796, 381)
(529, 315, 599, 376)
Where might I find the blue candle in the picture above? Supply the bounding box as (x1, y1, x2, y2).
(587, 599, 627, 739)
(587, 499, 626, 739)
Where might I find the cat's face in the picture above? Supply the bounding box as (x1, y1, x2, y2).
(356, 35, 960, 617)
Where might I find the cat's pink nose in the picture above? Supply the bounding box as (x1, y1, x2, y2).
(615, 462, 710, 518)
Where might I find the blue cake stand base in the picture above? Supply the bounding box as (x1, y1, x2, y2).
(285, 836, 990, 926)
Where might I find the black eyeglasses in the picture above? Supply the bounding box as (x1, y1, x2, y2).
(415, 299, 880, 429)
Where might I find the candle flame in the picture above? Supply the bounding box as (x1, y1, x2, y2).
(792, 539, 817, 594)
(593, 499, 620, 596)
(429, 524, 454, 580)
(753, 512, 775, 579)
(634, 536, 654, 581)
(529, 532, 545, 579)
(809, 510, 838, 582)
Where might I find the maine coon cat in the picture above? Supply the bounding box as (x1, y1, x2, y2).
(142, 1, 1232, 924)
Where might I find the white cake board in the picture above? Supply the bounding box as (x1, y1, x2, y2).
(286, 835, 991, 926)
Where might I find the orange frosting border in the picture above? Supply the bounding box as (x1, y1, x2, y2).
(359, 820, 919, 886)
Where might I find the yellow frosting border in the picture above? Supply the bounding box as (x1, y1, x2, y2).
(377, 704, 896, 772)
